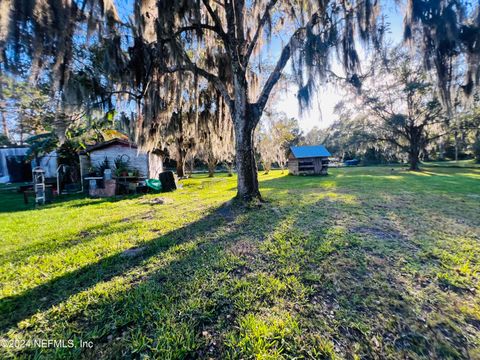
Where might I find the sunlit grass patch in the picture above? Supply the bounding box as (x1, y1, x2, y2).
(225, 309, 300, 359)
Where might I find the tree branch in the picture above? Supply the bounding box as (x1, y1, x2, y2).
(377, 137, 408, 151)
(175, 24, 223, 37)
(201, 0, 228, 42)
(255, 12, 320, 121)
(243, 0, 278, 66)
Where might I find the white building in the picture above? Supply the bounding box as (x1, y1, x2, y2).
(79, 139, 163, 181)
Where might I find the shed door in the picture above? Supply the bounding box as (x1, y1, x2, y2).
(313, 158, 323, 173)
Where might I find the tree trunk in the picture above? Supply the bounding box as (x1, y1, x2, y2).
(176, 162, 185, 178)
(454, 130, 459, 162)
(474, 131, 480, 163)
(407, 125, 422, 171)
(234, 120, 260, 201)
(409, 149, 420, 171)
(263, 161, 271, 174)
(438, 141, 445, 160)
(186, 157, 194, 176)
(231, 71, 261, 201)
(207, 159, 216, 177)
(226, 162, 233, 177)
(1, 111, 9, 139)
(176, 153, 186, 178)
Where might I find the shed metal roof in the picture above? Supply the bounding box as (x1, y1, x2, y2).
(79, 139, 137, 154)
(290, 145, 331, 158)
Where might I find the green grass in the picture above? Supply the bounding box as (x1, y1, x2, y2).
(0, 166, 479, 359)
(423, 159, 480, 168)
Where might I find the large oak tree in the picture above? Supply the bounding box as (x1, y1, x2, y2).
(0, 0, 384, 201)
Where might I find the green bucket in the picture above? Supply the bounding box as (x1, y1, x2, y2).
(145, 179, 162, 191)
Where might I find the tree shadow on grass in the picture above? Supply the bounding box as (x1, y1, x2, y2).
(0, 219, 135, 267)
(0, 200, 245, 332)
(282, 195, 475, 359)
(2, 194, 302, 358)
(1, 174, 476, 358)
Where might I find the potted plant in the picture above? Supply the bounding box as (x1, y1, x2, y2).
(87, 166, 97, 177)
(114, 156, 130, 177)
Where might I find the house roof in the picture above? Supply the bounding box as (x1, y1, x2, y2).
(79, 139, 137, 154)
(290, 145, 331, 158)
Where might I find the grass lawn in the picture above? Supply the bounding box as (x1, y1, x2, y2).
(0, 166, 479, 359)
(423, 159, 480, 168)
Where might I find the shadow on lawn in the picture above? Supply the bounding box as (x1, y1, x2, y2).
(0, 219, 136, 266)
(0, 199, 273, 333)
(1, 174, 476, 358)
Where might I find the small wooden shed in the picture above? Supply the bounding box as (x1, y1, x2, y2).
(288, 145, 331, 175)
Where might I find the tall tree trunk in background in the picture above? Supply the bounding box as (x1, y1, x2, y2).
(407, 124, 422, 171)
(438, 141, 445, 160)
(409, 150, 420, 171)
(474, 130, 480, 163)
(408, 135, 421, 171)
(226, 162, 233, 177)
(262, 161, 271, 174)
(176, 162, 185, 177)
(175, 148, 186, 178)
(187, 156, 195, 176)
(176, 161, 185, 177)
(207, 156, 216, 177)
(1, 111, 9, 139)
(454, 130, 459, 162)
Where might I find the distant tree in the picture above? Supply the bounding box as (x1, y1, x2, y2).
(404, 0, 480, 111)
(303, 126, 328, 146)
(319, 101, 376, 161)
(397, 1, 480, 163)
(256, 111, 299, 173)
(357, 49, 444, 170)
(256, 127, 276, 174)
(457, 104, 480, 162)
(0, 75, 55, 144)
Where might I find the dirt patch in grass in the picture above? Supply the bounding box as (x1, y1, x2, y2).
(229, 240, 258, 258)
(142, 197, 172, 205)
(352, 225, 404, 240)
(120, 246, 146, 258)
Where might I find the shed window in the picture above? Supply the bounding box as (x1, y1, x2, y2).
(298, 160, 314, 171)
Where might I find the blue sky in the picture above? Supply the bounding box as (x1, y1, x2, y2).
(274, 1, 405, 132)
